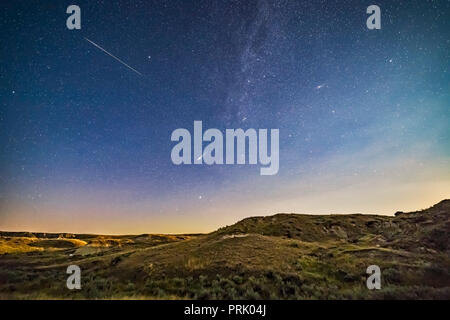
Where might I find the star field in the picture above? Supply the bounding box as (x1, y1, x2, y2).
(1, 0, 449, 233)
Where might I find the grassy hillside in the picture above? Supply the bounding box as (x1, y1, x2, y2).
(0, 200, 449, 299)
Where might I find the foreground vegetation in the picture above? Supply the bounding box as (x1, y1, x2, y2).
(0, 200, 449, 299)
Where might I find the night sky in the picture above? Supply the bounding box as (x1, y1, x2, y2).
(1, 0, 449, 234)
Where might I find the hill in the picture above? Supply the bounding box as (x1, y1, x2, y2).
(0, 200, 449, 299)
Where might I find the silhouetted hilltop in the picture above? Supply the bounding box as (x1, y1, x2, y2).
(215, 200, 449, 252)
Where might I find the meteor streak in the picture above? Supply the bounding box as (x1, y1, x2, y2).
(84, 37, 142, 76)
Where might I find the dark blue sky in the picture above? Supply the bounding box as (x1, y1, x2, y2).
(1, 0, 449, 233)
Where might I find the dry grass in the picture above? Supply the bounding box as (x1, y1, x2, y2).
(0, 200, 449, 299)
